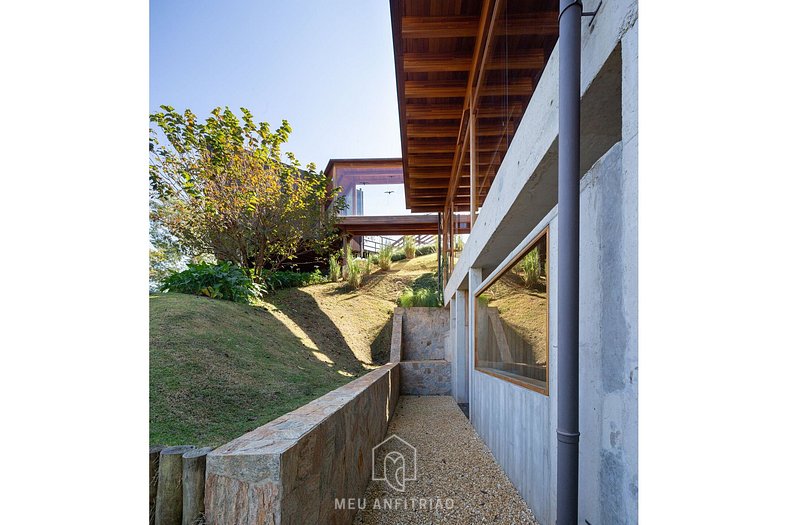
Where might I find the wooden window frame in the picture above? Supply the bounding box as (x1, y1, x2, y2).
(474, 226, 550, 396)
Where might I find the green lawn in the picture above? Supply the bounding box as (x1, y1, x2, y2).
(150, 254, 440, 447)
(149, 293, 367, 446)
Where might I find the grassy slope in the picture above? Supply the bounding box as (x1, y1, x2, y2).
(150, 253, 438, 446)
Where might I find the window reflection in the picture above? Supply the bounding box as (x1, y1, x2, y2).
(476, 229, 549, 393)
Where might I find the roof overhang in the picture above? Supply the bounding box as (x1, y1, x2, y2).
(389, 0, 559, 213)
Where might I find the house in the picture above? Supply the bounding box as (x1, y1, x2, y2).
(205, 1, 638, 523)
(387, 0, 639, 522)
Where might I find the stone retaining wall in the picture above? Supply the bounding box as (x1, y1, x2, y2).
(205, 363, 400, 525)
(401, 307, 449, 361)
(399, 360, 452, 396)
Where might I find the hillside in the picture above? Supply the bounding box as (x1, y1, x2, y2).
(150, 253, 439, 446)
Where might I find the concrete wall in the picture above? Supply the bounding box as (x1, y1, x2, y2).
(467, 141, 637, 524)
(445, 2, 638, 522)
(205, 363, 400, 525)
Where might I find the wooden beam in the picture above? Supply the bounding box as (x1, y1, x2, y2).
(470, 109, 477, 228)
(404, 80, 467, 98)
(487, 49, 544, 70)
(406, 105, 463, 121)
(444, 0, 500, 210)
(407, 122, 514, 138)
(477, 103, 521, 119)
(407, 139, 506, 154)
(403, 53, 471, 73)
(404, 50, 543, 74)
(494, 12, 559, 37)
(479, 78, 533, 97)
(409, 152, 500, 167)
(401, 15, 479, 39)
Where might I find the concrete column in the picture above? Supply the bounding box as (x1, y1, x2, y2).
(467, 268, 482, 421)
(453, 289, 469, 404)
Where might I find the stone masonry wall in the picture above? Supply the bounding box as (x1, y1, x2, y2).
(401, 307, 449, 361)
(205, 363, 400, 525)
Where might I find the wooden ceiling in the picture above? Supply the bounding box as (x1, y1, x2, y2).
(390, 0, 559, 213)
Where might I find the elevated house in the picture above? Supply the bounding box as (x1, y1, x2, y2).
(390, 0, 639, 522)
(205, 1, 638, 523)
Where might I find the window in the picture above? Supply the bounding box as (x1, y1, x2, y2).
(475, 228, 549, 394)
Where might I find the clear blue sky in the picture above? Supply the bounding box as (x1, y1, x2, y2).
(150, 0, 402, 174)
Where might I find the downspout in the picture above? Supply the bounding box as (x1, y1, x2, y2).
(437, 212, 443, 304)
(557, 1, 581, 524)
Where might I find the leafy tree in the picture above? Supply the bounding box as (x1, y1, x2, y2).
(149, 106, 344, 276)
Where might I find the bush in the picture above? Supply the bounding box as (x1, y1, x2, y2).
(162, 261, 264, 303)
(379, 245, 393, 270)
(347, 259, 363, 289)
(328, 254, 341, 282)
(415, 244, 436, 257)
(519, 247, 542, 289)
(454, 235, 465, 252)
(403, 236, 416, 259)
(398, 287, 440, 307)
(261, 269, 326, 291)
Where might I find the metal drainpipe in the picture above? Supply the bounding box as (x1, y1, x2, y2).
(437, 212, 443, 303)
(557, 0, 581, 524)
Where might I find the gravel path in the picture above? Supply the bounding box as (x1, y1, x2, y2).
(353, 396, 538, 525)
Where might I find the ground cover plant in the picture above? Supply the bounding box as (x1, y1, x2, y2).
(161, 261, 264, 303)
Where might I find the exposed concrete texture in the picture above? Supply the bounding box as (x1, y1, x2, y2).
(577, 141, 637, 525)
(401, 307, 449, 361)
(451, 290, 469, 404)
(467, 141, 637, 524)
(205, 363, 400, 525)
(399, 360, 452, 396)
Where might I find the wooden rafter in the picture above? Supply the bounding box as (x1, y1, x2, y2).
(401, 16, 479, 39)
(390, 0, 559, 213)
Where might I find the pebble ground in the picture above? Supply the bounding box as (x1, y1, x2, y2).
(353, 395, 538, 525)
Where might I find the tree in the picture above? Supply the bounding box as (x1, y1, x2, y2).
(149, 106, 344, 275)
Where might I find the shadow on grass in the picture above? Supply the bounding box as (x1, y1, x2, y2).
(267, 287, 369, 368)
(370, 315, 393, 365)
(149, 293, 363, 447)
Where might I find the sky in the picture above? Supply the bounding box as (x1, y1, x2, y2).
(150, 0, 406, 214)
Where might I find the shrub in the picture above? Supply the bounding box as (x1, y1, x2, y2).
(391, 249, 407, 262)
(454, 235, 465, 252)
(415, 244, 436, 257)
(398, 287, 440, 307)
(346, 259, 363, 289)
(519, 247, 542, 289)
(260, 269, 326, 290)
(162, 261, 264, 303)
(362, 258, 373, 276)
(328, 254, 341, 282)
(403, 236, 416, 259)
(379, 245, 393, 270)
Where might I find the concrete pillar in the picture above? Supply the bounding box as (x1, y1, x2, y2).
(467, 268, 483, 421)
(453, 289, 469, 404)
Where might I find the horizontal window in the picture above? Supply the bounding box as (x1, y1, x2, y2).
(475, 228, 549, 394)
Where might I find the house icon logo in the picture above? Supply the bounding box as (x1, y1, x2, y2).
(372, 434, 417, 492)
